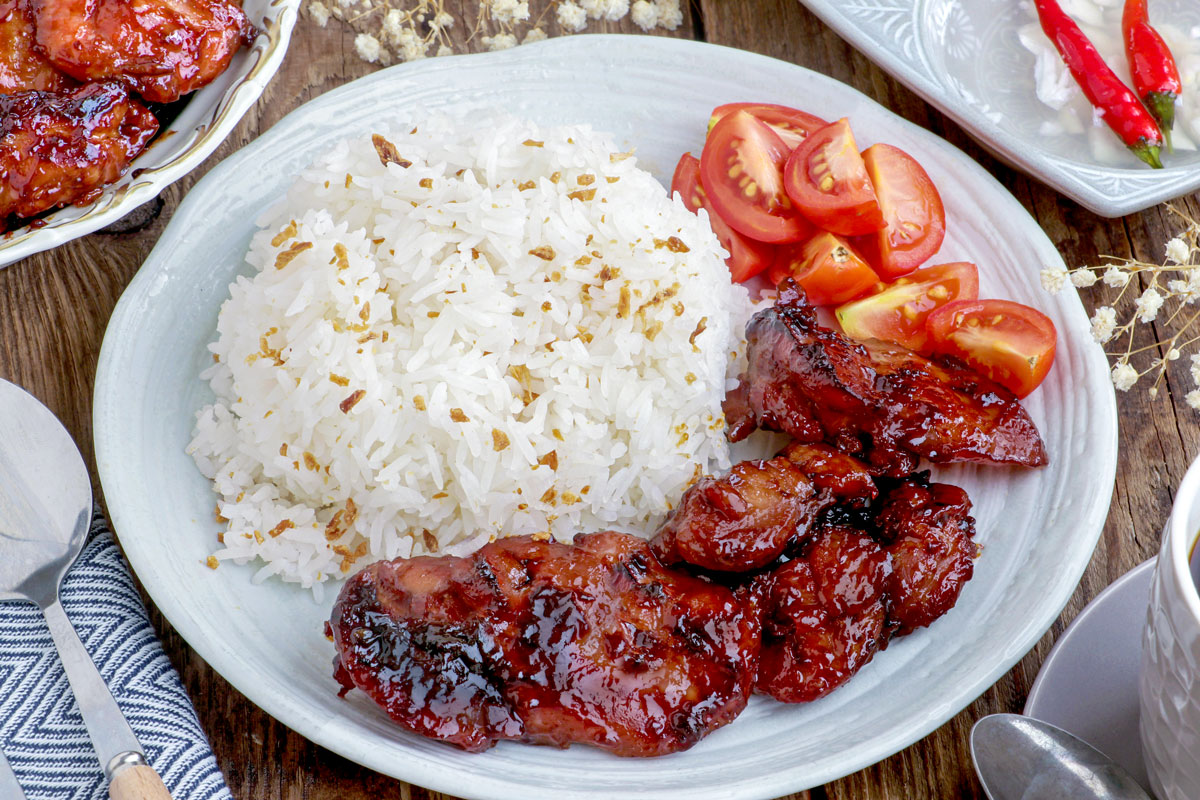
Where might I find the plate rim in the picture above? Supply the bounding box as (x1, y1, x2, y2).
(794, 0, 1200, 217)
(94, 34, 1120, 799)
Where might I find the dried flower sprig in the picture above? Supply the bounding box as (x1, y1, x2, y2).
(1041, 205, 1200, 405)
(306, 0, 684, 66)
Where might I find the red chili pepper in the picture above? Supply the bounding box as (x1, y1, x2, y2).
(1035, 0, 1164, 169)
(1123, 0, 1182, 150)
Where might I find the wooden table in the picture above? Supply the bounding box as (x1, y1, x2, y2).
(2, 1, 1197, 797)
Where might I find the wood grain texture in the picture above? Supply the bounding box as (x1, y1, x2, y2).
(1, 0, 1197, 797)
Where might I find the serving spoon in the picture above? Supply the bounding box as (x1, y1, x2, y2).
(0, 379, 172, 800)
(971, 714, 1152, 800)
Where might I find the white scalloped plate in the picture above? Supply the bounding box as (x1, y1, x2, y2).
(0, 0, 300, 268)
(797, 0, 1200, 217)
(94, 36, 1118, 800)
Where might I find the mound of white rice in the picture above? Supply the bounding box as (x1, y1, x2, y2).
(188, 113, 755, 596)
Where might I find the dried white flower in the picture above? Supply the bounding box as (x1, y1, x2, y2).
(394, 27, 427, 60)
(630, 0, 658, 29)
(1166, 236, 1191, 265)
(482, 32, 517, 50)
(436, 43, 454, 56)
(354, 32, 383, 63)
(1190, 353, 1200, 385)
(1089, 306, 1117, 343)
(381, 8, 404, 40)
(1103, 266, 1130, 287)
(522, 26, 547, 43)
(1169, 348, 1181, 360)
(655, 0, 682, 28)
(1135, 286, 1164, 322)
(490, 0, 529, 25)
(430, 11, 454, 30)
(1188, 390, 1200, 410)
(1040, 265, 1068, 293)
(557, 1, 587, 30)
(580, 0, 628, 20)
(1070, 268, 1098, 287)
(1111, 361, 1139, 391)
(308, 0, 331, 26)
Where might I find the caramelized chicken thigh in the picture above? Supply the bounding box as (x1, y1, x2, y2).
(32, 0, 255, 103)
(651, 456, 820, 572)
(752, 524, 889, 703)
(329, 531, 759, 756)
(0, 82, 156, 224)
(874, 475, 976, 635)
(0, 0, 73, 92)
(725, 282, 1048, 476)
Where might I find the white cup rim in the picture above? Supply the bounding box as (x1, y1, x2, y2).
(1168, 454, 1200, 625)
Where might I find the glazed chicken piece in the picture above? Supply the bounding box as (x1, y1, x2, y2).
(651, 456, 820, 573)
(752, 472, 976, 702)
(328, 531, 760, 756)
(752, 523, 890, 703)
(32, 0, 256, 103)
(778, 441, 877, 506)
(724, 282, 1048, 476)
(874, 474, 976, 635)
(0, 82, 157, 224)
(0, 0, 74, 92)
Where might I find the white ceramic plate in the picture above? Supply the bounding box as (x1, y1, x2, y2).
(1024, 559, 1155, 792)
(0, 0, 300, 268)
(796, 0, 1200, 217)
(94, 35, 1118, 800)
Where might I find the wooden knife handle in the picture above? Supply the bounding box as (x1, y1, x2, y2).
(109, 763, 174, 800)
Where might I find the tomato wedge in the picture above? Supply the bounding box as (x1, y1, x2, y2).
(671, 153, 774, 282)
(767, 232, 878, 306)
(700, 110, 814, 244)
(835, 262, 979, 351)
(783, 118, 885, 237)
(857, 144, 946, 280)
(708, 103, 829, 151)
(925, 299, 1057, 398)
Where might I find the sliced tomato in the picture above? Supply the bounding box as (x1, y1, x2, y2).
(700, 110, 814, 244)
(925, 299, 1057, 398)
(671, 152, 775, 282)
(857, 144, 946, 280)
(708, 103, 830, 151)
(766, 232, 878, 306)
(835, 261, 979, 351)
(783, 118, 885, 237)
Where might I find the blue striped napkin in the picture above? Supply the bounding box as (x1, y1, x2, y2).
(0, 512, 232, 800)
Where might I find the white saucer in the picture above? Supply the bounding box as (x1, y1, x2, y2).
(1024, 559, 1156, 791)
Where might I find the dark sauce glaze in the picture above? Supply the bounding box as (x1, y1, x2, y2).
(31, 0, 256, 104)
(0, 82, 157, 224)
(724, 281, 1047, 475)
(329, 531, 760, 756)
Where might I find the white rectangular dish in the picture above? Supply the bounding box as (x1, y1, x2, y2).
(796, 0, 1200, 217)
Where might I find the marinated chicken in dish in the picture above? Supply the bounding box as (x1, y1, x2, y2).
(0, 0, 73, 93)
(0, 82, 157, 222)
(651, 456, 820, 572)
(724, 281, 1048, 476)
(32, 0, 256, 104)
(753, 472, 975, 702)
(328, 531, 760, 756)
(778, 441, 877, 507)
(873, 474, 976, 636)
(752, 523, 890, 703)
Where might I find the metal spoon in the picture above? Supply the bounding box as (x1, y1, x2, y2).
(971, 714, 1152, 800)
(0, 379, 172, 800)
